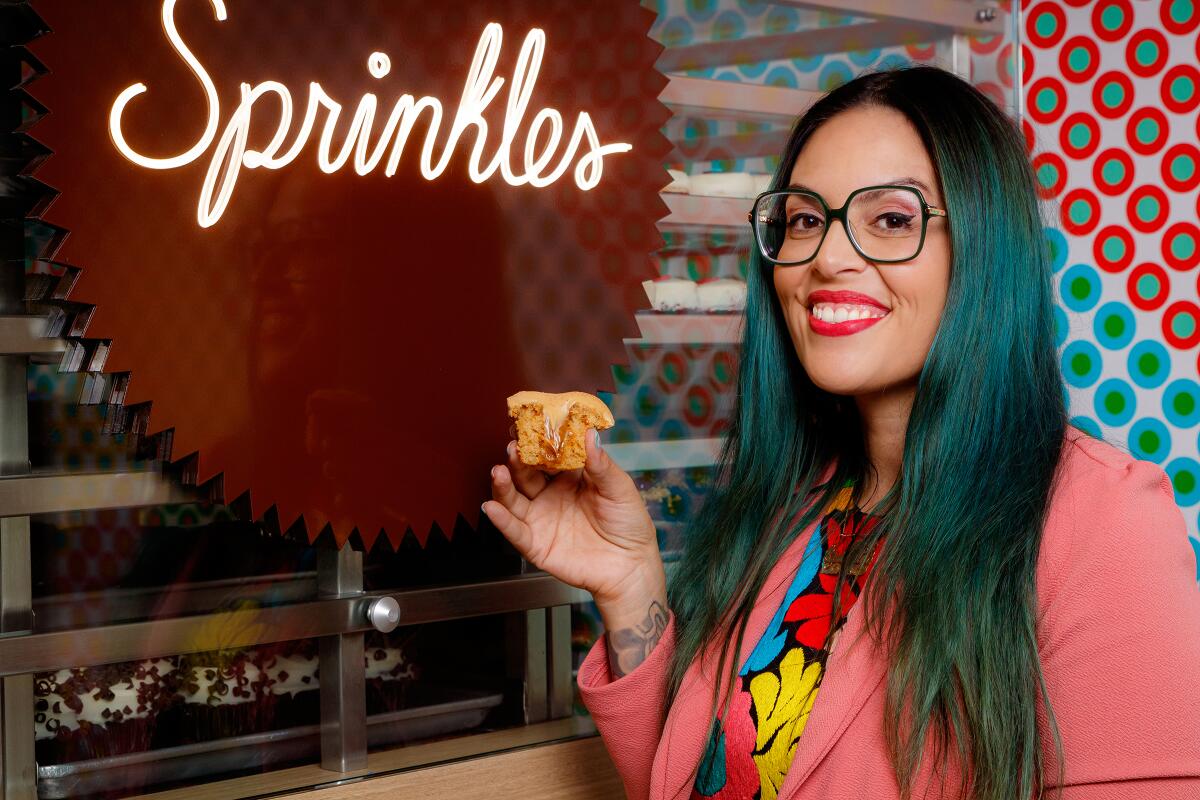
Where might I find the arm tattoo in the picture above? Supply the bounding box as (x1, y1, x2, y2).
(606, 600, 669, 679)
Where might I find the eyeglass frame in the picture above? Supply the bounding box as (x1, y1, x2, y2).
(747, 184, 948, 266)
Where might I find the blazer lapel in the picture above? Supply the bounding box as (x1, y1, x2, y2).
(775, 595, 888, 799)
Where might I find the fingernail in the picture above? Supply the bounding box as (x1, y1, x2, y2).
(490, 466, 498, 480)
(593, 430, 602, 450)
(481, 501, 489, 514)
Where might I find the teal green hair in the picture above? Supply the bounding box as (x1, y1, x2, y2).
(665, 65, 1068, 800)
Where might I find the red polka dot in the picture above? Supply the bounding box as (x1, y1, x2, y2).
(1034, 152, 1067, 198)
(1060, 111, 1101, 159)
(1027, 2, 1067, 49)
(1161, 143, 1200, 193)
(1061, 188, 1101, 235)
(1126, 107, 1170, 156)
(1092, 71, 1135, 119)
(1162, 221, 1200, 272)
(1028, 76, 1067, 124)
(1094, 225, 1135, 273)
(1092, 148, 1135, 196)
(1127, 262, 1170, 311)
(1162, 301, 1200, 350)
(1125, 28, 1169, 78)
(1060, 36, 1100, 83)
(1126, 185, 1170, 233)
(1161, 64, 1200, 115)
(1092, 0, 1134, 42)
(1161, 0, 1200, 35)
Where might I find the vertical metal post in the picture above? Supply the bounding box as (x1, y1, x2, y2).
(522, 608, 548, 724)
(0, 197, 35, 799)
(316, 547, 366, 773)
(546, 604, 573, 719)
(1011, 1, 1024, 124)
(935, 32, 972, 81)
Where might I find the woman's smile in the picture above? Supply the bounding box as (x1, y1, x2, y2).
(806, 289, 891, 336)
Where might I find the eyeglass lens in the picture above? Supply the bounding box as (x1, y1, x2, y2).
(754, 187, 926, 263)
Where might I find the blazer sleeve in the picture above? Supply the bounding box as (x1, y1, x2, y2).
(576, 608, 678, 800)
(1037, 456, 1200, 798)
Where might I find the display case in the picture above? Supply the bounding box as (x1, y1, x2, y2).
(0, 2, 1021, 798)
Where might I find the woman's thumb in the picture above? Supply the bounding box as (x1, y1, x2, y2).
(583, 428, 624, 495)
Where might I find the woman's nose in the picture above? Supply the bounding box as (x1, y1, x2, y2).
(811, 216, 868, 277)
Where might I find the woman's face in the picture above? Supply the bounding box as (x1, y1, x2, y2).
(772, 105, 951, 399)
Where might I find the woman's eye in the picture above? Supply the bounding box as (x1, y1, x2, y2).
(875, 212, 915, 231)
(787, 213, 822, 231)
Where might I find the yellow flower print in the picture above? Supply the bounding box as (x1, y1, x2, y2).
(747, 647, 822, 800)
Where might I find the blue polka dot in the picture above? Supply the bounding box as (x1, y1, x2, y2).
(1129, 418, 1172, 463)
(685, 0, 719, 23)
(1163, 379, 1200, 428)
(878, 53, 912, 71)
(659, 418, 687, 441)
(737, 0, 769, 16)
(1165, 457, 1200, 506)
(791, 53, 824, 72)
(635, 385, 661, 426)
(1062, 340, 1103, 388)
(764, 6, 800, 34)
(1094, 378, 1136, 426)
(661, 18, 695, 47)
(1189, 536, 1200, 582)
(848, 47, 882, 67)
(765, 65, 799, 88)
(1069, 415, 1103, 438)
(1093, 302, 1136, 350)
(1045, 227, 1068, 273)
(819, 61, 854, 91)
(1054, 306, 1068, 348)
(1060, 263, 1101, 312)
(713, 10, 747, 41)
(1127, 340, 1172, 389)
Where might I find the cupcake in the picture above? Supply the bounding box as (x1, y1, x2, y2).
(364, 642, 419, 714)
(260, 639, 320, 730)
(34, 658, 180, 764)
(175, 650, 271, 742)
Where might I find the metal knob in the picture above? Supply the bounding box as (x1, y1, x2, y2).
(365, 596, 401, 633)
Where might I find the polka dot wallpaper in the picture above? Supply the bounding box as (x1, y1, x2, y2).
(1024, 0, 1200, 578)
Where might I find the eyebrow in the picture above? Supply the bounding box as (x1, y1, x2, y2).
(785, 176, 939, 201)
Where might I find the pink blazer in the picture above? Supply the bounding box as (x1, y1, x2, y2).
(578, 428, 1200, 799)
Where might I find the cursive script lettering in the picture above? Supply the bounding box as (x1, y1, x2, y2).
(109, 0, 633, 227)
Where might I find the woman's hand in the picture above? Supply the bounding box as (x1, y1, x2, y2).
(482, 430, 663, 611)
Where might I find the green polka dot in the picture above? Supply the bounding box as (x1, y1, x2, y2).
(1068, 47, 1090, 71)
(1070, 277, 1091, 300)
(1137, 352, 1160, 375)
(1069, 123, 1091, 148)
(1069, 199, 1092, 225)
(1171, 76, 1195, 103)
(1100, 5, 1124, 31)
(1071, 352, 1092, 375)
(1172, 155, 1196, 181)
(1103, 314, 1125, 338)
(1104, 391, 1126, 414)
(1174, 392, 1196, 416)
(1102, 159, 1126, 184)
(1170, 0, 1192, 25)
(1035, 12, 1058, 38)
(1135, 40, 1159, 66)
(1175, 470, 1196, 495)
(1172, 233, 1197, 260)
(1172, 312, 1196, 338)
(1101, 82, 1124, 108)
(1102, 236, 1126, 260)
(1136, 196, 1160, 220)
(1036, 88, 1057, 113)
(1136, 117, 1160, 143)
(1138, 429, 1161, 453)
(1137, 273, 1159, 298)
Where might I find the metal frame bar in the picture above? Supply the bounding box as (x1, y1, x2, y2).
(0, 469, 191, 517)
(771, 0, 1005, 36)
(317, 548, 367, 773)
(0, 574, 587, 678)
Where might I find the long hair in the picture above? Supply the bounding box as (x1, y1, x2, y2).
(665, 65, 1068, 800)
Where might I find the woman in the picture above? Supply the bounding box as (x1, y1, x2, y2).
(481, 65, 1200, 800)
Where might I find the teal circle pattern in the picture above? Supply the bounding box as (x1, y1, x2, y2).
(1063, 340, 1104, 388)
(1060, 263, 1102, 311)
(1163, 379, 1200, 428)
(1093, 302, 1136, 350)
(1129, 417, 1172, 463)
(1094, 378, 1137, 426)
(1127, 340, 1172, 389)
(1165, 457, 1200, 506)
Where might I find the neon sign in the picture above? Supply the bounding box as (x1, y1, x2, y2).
(109, 0, 633, 227)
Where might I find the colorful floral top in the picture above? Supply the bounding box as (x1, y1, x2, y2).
(690, 479, 885, 800)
